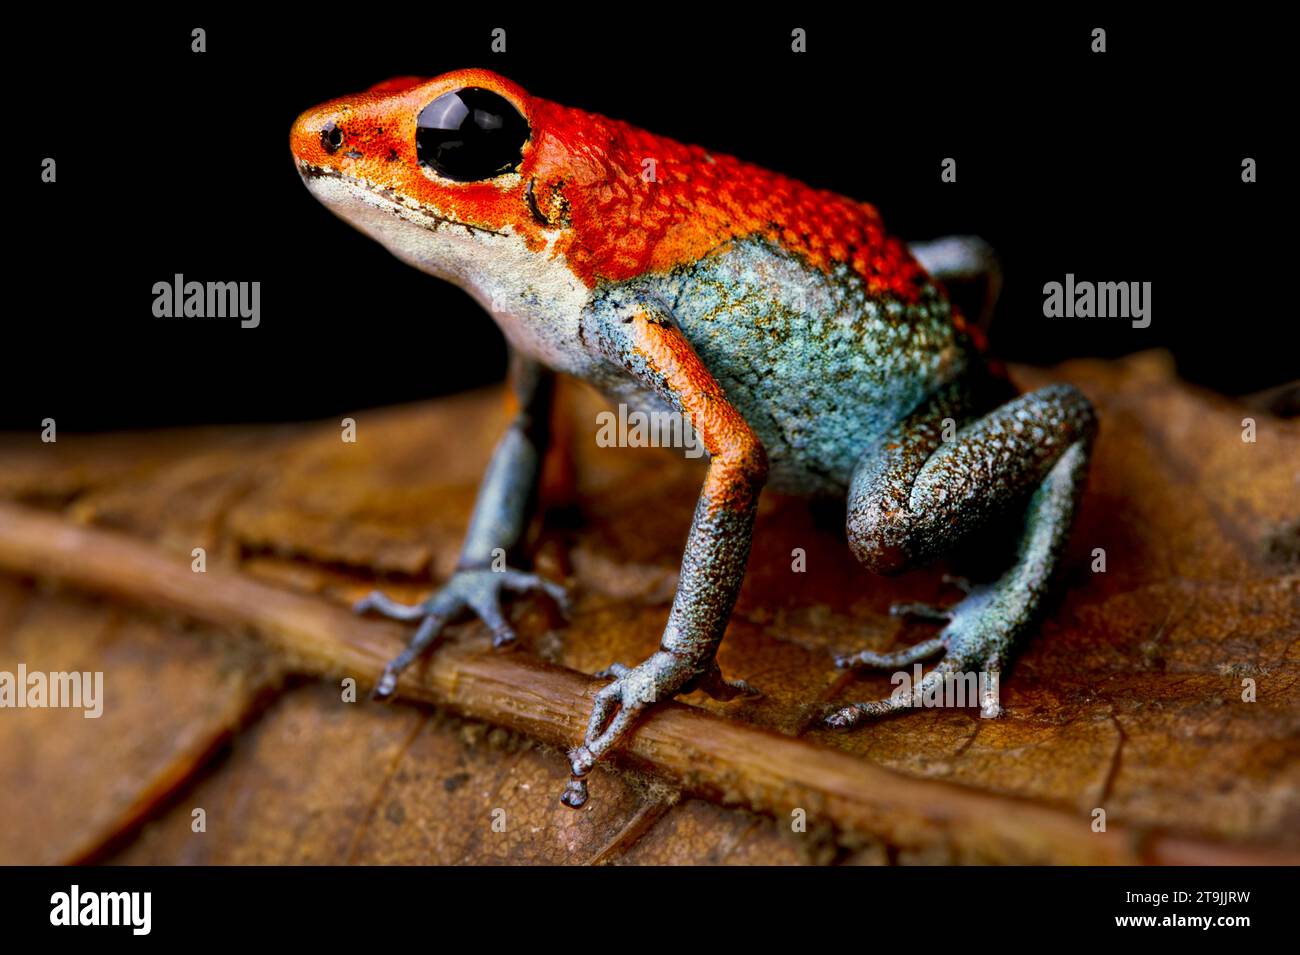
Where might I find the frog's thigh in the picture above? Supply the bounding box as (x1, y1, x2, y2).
(846, 383, 1096, 574)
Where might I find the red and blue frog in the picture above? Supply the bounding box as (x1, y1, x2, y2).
(291, 68, 1096, 807)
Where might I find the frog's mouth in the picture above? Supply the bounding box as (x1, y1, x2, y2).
(296, 160, 505, 238)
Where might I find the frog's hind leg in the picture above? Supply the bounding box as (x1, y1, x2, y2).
(908, 235, 1002, 329)
(829, 381, 1095, 729)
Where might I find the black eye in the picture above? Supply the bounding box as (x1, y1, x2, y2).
(416, 88, 529, 182)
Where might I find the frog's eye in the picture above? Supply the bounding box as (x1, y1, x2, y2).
(416, 88, 529, 182)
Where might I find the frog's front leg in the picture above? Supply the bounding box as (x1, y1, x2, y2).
(828, 379, 1096, 728)
(561, 299, 767, 808)
(355, 351, 568, 700)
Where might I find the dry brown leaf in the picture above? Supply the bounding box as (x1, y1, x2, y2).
(0, 351, 1296, 864)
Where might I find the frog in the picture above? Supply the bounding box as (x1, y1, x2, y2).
(290, 68, 1097, 808)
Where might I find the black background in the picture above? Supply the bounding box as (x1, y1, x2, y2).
(0, 865, 1288, 941)
(11, 11, 1289, 429)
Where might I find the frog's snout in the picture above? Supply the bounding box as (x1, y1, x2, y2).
(290, 103, 352, 168)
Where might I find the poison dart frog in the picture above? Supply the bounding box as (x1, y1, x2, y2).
(291, 69, 1097, 808)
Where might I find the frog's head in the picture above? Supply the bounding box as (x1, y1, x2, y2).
(292, 69, 552, 276)
(292, 67, 620, 366)
(291, 66, 752, 294)
(292, 67, 931, 356)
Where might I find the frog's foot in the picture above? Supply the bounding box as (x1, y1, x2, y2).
(355, 567, 569, 701)
(906, 235, 1002, 330)
(561, 651, 747, 808)
(834, 634, 947, 670)
(827, 585, 1007, 730)
(888, 602, 954, 623)
(696, 663, 762, 702)
(885, 575, 975, 623)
